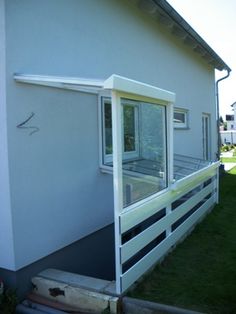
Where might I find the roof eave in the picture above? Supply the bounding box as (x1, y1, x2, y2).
(134, 0, 231, 72)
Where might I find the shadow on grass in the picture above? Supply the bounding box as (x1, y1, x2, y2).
(128, 168, 236, 314)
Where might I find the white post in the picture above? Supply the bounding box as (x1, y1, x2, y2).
(166, 102, 174, 237)
(167, 102, 174, 186)
(111, 91, 123, 294)
(216, 167, 220, 204)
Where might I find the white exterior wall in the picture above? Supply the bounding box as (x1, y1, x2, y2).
(220, 130, 236, 145)
(2, 0, 217, 270)
(226, 120, 234, 130)
(234, 104, 236, 129)
(0, 0, 15, 270)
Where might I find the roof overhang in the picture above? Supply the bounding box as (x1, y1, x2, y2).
(131, 0, 231, 72)
(14, 73, 175, 103)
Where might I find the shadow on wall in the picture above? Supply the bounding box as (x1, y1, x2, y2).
(0, 224, 115, 300)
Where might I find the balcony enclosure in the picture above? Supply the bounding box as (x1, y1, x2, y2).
(14, 73, 220, 295)
(102, 75, 219, 294)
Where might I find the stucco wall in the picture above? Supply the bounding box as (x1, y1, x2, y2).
(0, 0, 15, 270)
(3, 0, 217, 270)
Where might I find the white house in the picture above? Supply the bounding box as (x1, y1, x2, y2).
(0, 0, 230, 297)
(225, 114, 234, 131)
(220, 106, 236, 144)
(231, 102, 236, 129)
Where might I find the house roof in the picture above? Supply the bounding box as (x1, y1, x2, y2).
(133, 0, 231, 72)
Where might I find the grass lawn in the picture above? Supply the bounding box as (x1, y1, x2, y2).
(128, 167, 236, 314)
(221, 157, 236, 163)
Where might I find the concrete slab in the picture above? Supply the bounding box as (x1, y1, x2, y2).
(222, 163, 236, 171)
(123, 297, 204, 314)
(221, 151, 234, 158)
(32, 270, 120, 313)
(32, 276, 112, 313)
(38, 268, 114, 294)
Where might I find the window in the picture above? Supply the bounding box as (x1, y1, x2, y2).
(102, 98, 139, 164)
(174, 108, 188, 129)
(101, 97, 167, 206)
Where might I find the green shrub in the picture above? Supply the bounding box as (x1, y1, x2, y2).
(0, 288, 18, 314)
(221, 145, 230, 152)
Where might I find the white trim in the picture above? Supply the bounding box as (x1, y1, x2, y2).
(13, 73, 176, 104)
(167, 103, 174, 184)
(112, 91, 123, 294)
(171, 160, 219, 191)
(101, 98, 141, 165)
(104, 75, 175, 103)
(98, 90, 111, 170)
(174, 107, 189, 129)
(14, 73, 104, 94)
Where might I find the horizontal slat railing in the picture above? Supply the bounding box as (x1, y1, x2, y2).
(118, 163, 218, 293)
(120, 162, 219, 234)
(121, 195, 215, 292)
(120, 181, 214, 264)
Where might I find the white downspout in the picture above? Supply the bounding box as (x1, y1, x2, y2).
(216, 69, 231, 159)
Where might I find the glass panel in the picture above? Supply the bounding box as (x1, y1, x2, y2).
(121, 99, 167, 208)
(174, 154, 211, 181)
(123, 105, 136, 152)
(104, 102, 113, 155)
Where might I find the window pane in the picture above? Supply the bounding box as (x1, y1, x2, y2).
(174, 112, 185, 123)
(105, 102, 113, 155)
(123, 105, 136, 152)
(122, 100, 167, 207)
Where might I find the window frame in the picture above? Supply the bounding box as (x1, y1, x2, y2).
(174, 107, 189, 129)
(101, 97, 141, 165)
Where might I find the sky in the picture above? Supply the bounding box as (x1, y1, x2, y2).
(167, 0, 236, 119)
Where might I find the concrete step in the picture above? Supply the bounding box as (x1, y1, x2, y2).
(31, 269, 120, 314)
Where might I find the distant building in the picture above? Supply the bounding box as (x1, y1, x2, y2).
(225, 114, 234, 130)
(230, 102, 236, 129)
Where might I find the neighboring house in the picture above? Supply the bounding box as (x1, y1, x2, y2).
(220, 108, 236, 145)
(231, 101, 236, 129)
(220, 130, 236, 145)
(0, 0, 230, 296)
(225, 114, 234, 130)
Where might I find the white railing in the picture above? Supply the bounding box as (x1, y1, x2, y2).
(115, 161, 219, 294)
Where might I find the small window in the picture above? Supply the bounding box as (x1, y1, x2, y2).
(102, 98, 139, 164)
(174, 108, 188, 129)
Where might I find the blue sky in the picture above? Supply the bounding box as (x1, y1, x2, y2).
(168, 0, 236, 119)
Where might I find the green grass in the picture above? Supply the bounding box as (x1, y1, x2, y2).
(221, 157, 236, 163)
(128, 168, 236, 314)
